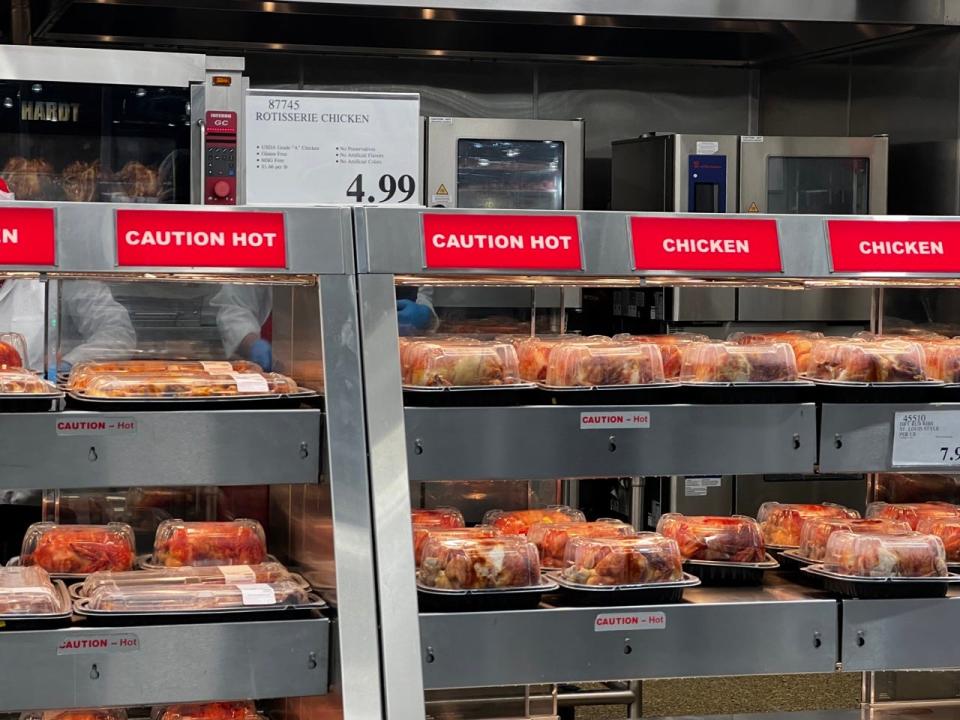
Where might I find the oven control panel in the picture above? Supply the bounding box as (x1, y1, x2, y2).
(204, 110, 237, 205)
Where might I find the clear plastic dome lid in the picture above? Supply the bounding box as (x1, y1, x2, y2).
(481, 505, 586, 536)
(544, 341, 666, 387)
(656, 513, 766, 563)
(515, 335, 610, 383)
(79, 372, 298, 398)
(560, 533, 683, 586)
(866, 501, 960, 530)
(805, 339, 927, 383)
(757, 502, 860, 548)
(527, 520, 633, 569)
(411, 507, 465, 529)
(612, 333, 709, 379)
(916, 516, 960, 563)
(80, 562, 291, 597)
(21, 522, 136, 574)
(418, 535, 541, 590)
(403, 339, 521, 386)
(0, 331, 26, 369)
(728, 331, 823, 373)
(0, 368, 57, 394)
(412, 525, 500, 567)
(152, 519, 267, 567)
(0, 565, 64, 615)
(822, 531, 948, 578)
(679, 341, 798, 384)
(67, 359, 263, 390)
(152, 702, 259, 720)
(798, 517, 910, 562)
(20, 710, 128, 720)
(86, 576, 307, 612)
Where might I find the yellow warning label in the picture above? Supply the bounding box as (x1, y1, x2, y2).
(435, 183, 449, 196)
(747, 202, 760, 213)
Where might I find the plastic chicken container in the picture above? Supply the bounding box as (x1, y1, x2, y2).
(21, 522, 136, 574)
(417, 535, 550, 611)
(419, 535, 541, 590)
(76, 372, 298, 398)
(758, 502, 860, 548)
(67, 359, 263, 390)
(0, 368, 59, 394)
(527, 520, 633, 569)
(916, 516, 960, 564)
(613, 333, 709, 379)
(515, 335, 609, 383)
(482, 506, 586, 536)
(79, 562, 293, 597)
(557, 533, 694, 604)
(0, 566, 68, 616)
(866, 501, 960, 530)
(151, 519, 268, 567)
(411, 507, 465, 529)
(921, 340, 960, 383)
(153, 702, 259, 720)
(21, 710, 128, 720)
(412, 525, 500, 567)
(729, 331, 823, 373)
(805, 339, 927, 383)
(403, 339, 522, 387)
(797, 518, 911, 562)
(874, 473, 960, 504)
(544, 341, 666, 387)
(657, 513, 771, 584)
(0, 331, 26, 368)
(80, 576, 309, 613)
(679, 342, 799, 384)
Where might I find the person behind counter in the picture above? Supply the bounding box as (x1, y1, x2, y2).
(0, 179, 136, 372)
(210, 285, 438, 369)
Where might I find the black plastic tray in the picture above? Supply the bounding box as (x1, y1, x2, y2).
(551, 572, 699, 606)
(684, 554, 779, 586)
(0, 391, 63, 412)
(805, 379, 946, 404)
(802, 564, 957, 599)
(66, 389, 318, 411)
(417, 578, 557, 612)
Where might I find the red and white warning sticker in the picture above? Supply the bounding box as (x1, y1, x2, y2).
(594, 611, 666, 632)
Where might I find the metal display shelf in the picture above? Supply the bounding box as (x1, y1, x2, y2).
(819, 403, 960, 473)
(0, 617, 329, 712)
(841, 590, 960, 672)
(405, 404, 816, 481)
(0, 409, 321, 488)
(419, 577, 838, 689)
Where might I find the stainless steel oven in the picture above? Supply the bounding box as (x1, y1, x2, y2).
(612, 132, 888, 322)
(0, 45, 244, 206)
(424, 116, 585, 311)
(424, 116, 584, 210)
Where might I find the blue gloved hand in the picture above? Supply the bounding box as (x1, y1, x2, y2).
(57, 360, 72, 376)
(397, 299, 432, 336)
(248, 338, 273, 372)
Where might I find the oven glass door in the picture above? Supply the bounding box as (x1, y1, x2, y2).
(456, 138, 564, 210)
(766, 156, 870, 215)
(0, 81, 191, 203)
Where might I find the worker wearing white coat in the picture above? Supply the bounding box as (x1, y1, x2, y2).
(0, 179, 136, 372)
(0, 278, 137, 372)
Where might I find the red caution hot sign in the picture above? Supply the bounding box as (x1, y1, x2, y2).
(116, 209, 286, 268)
(422, 213, 583, 271)
(0, 207, 55, 265)
(828, 219, 960, 273)
(630, 216, 782, 273)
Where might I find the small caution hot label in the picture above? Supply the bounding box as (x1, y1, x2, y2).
(580, 411, 650, 429)
(57, 633, 140, 655)
(594, 611, 666, 632)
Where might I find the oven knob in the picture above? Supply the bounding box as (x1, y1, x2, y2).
(213, 180, 231, 198)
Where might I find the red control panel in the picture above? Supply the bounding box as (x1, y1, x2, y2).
(204, 111, 237, 205)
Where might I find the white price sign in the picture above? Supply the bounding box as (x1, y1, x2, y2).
(892, 411, 960, 466)
(244, 90, 420, 205)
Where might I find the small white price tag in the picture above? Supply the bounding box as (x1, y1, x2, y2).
(237, 583, 277, 606)
(245, 90, 420, 205)
(229, 372, 270, 394)
(218, 565, 257, 584)
(201, 361, 234, 374)
(891, 411, 960, 466)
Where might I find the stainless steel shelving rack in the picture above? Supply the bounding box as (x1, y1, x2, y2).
(354, 206, 960, 719)
(0, 202, 383, 719)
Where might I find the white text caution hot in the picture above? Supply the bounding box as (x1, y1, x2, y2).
(123, 230, 278, 248)
(431, 233, 574, 251)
